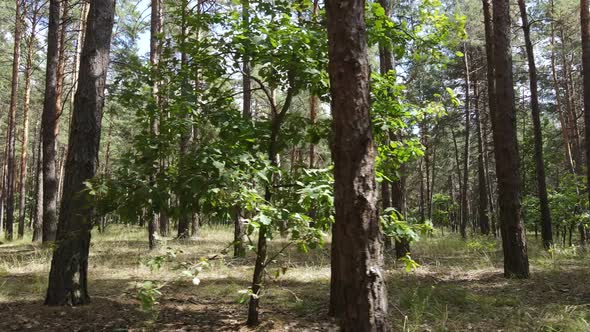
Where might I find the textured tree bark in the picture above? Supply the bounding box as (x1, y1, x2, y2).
(581, 0, 590, 239)
(481, 0, 496, 134)
(41, 0, 62, 243)
(518, 0, 553, 249)
(460, 46, 471, 239)
(45, 0, 115, 305)
(326, 0, 389, 329)
(491, 0, 529, 279)
(4, 0, 24, 240)
(32, 126, 43, 242)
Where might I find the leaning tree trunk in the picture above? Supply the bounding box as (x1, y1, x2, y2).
(518, 0, 553, 249)
(581, 0, 590, 239)
(45, 0, 116, 305)
(326, 0, 389, 329)
(491, 0, 529, 279)
(41, 0, 62, 243)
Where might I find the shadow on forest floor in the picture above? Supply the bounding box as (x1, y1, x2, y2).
(0, 227, 588, 331)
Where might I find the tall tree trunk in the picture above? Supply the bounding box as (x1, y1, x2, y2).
(461, 46, 471, 239)
(45, 0, 116, 305)
(232, 0, 251, 258)
(4, 0, 24, 241)
(474, 78, 490, 235)
(54, 0, 69, 203)
(378, 0, 409, 258)
(41, 0, 62, 243)
(18, 1, 41, 239)
(326, 0, 388, 329)
(581, 0, 590, 240)
(518, 0, 553, 249)
(177, 0, 194, 239)
(148, 0, 163, 248)
(482, 0, 497, 133)
(491, 0, 529, 279)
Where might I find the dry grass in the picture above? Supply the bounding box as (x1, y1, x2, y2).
(0, 226, 588, 331)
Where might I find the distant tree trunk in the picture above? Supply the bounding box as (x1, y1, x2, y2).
(309, 0, 319, 169)
(41, 0, 62, 243)
(148, 0, 163, 248)
(481, 0, 496, 133)
(54, 0, 70, 203)
(190, 213, 199, 239)
(177, 0, 193, 239)
(518, 0, 553, 250)
(4, 0, 24, 241)
(460, 45, 471, 239)
(491, 0, 529, 279)
(474, 79, 490, 235)
(582, 0, 590, 244)
(233, 0, 250, 258)
(45, 0, 116, 305)
(0, 151, 7, 232)
(326, 0, 388, 329)
(18, 1, 41, 239)
(419, 159, 425, 223)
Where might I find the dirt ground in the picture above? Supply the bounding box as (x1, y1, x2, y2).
(0, 227, 588, 331)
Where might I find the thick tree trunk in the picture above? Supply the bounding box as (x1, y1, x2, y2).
(460, 46, 471, 239)
(4, 0, 24, 241)
(41, 0, 62, 243)
(491, 0, 529, 279)
(45, 0, 115, 305)
(326, 0, 388, 329)
(518, 0, 553, 249)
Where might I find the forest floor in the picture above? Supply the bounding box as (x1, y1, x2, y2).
(0, 226, 588, 331)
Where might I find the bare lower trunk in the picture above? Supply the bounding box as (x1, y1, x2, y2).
(326, 0, 388, 329)
(45, 0, 116, 305)
(42, 0, 62, 243)
(491, 0, 529, 279)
